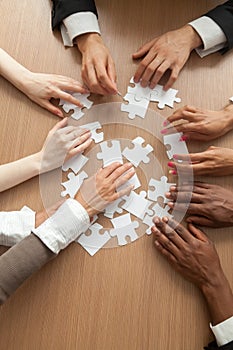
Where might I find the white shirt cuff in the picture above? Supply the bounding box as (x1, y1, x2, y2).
(0, 206, 35, 246)
(60, 12, 100, 47)
(33, 199, 90, 254)
(189, 16, 227, 58)
(210, 316, 233, 346)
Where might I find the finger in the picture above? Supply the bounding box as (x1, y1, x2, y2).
(163, 66, 180, 91)
(100, 162, 124, 177)
(163, 217, 195, 244)
(149, 60, 170, 89)
(168, 202, 202, 215)
(173, 152, 206, 163)
(115, 184, 134, 200)
(107, 58, 117, 86)
(58, 80, 89, 94)
(154, 237, 178, 265)
(187, 223, 209, 242)
(85, 65, 109, 95)
(134, 51, 156, 84)
(67, 138, 92, 158)
(186, 215, 215, 227)
(42, 100, 64, 118)
(153, 217, 186, 249)
(169, 183, 207, 195)
(95, 65, 117, 94)
(165, 106, 199, 124)
(66, 128, 89, 140)
(57, 91, 84, 108)
(109, 163, 134, 182)
(115, 167, 136, 188)
(165, 190, 201, 204)
(132, 41, 153, 59)
(152, 220, 181, 256)
(70, 131, 91, 148)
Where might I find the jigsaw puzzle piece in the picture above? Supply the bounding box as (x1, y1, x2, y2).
(143, 203, 173, 235)
(117, 172, 141, 192)
(61, 171, 88, 198)
(150, 85, 181, 109)
(110, 213, 139, 246)
(121, 93, 149, 119)
(163, 132, 188, 161)
(122, 190, 153, 220)
(148, 176, 176, 203)
(122, 137, 153, 167)
(80, 122, 104, 143)
(97, 140, 123, 167)
(127, 77, 152, 101)
(62, 154, 88, 174)
(77, 223, 111, 256)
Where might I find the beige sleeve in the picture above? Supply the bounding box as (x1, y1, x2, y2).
(0, 234, 56, 304)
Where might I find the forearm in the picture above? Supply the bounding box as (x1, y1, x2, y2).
(0, 234, 55, 305)
(0, 152, 41, 192)
(201, 271, 233, 325)
(0, 48, 31, 94)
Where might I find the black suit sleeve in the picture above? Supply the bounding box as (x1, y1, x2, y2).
(204, 340, 233, 350)
(51, 0, 98, 29)
(204, 0, 233, 53)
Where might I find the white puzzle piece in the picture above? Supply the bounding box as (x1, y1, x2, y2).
(80, 122, 104, 143)
(150, 84, 181, 109)
(121, 93, 149, 119)
(163, 132, 188, 161)
(148, 176, 176, 203)
(60, 93, 93, 121)
(122, 191, 153, 220)
(61, 171, 88, 198)
(104, 198, 124, 219)
(62, 154, 88, 174)
(77, 223, 111, 256)
(143, 203, 174, 235)
(97, 140, 123, 167)
(110, 213, 139, 246)
(127, 77, 152, 101)
(122, 137, 153, 167)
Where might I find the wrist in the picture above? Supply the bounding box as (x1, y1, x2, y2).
(13, 67, 33, 95)
(76, 33, 101, 53)
(184, 24, 202, 50)
(32, 151, 43, 175)
(75, 192, 98, 218)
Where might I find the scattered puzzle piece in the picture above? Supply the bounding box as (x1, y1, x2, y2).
(163, 132, 188, 161)
(122, 137, 153, 167)
(62, 154, 88, 174)
(122, 191, 153, 220)
(59, 93, 93, 121)
(148, 176, 176, 203)
(150, 85, 181, 109)
(110, 213, 139, 246)
(143, 203, 173, 235)
(80, 122, 104, 143)
(61, 171, 88, 198)
(77, 223, 111, 256)
(121, 93, 149, 119)
(97, 140, 123, 167)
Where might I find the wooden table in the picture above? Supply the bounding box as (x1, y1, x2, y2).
(0, 1, 233, 349)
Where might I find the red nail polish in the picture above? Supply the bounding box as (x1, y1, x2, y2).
(161, 129, 167, 134)
(173, 154, 178, 159)
(167, 162, 174, 168)
(180, 135, 187, 141)
(172, 170, 177, 175)
(163, 120, 168, 127)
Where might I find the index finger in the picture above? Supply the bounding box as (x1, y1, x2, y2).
(163, 217, 195, 244)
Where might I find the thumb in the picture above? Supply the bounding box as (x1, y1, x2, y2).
(187, 223, 209, 242)
(132, 44, 150, 59)
(42, 100, 64, 118)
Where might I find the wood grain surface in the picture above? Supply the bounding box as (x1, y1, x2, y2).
(0, 1, 232, 349)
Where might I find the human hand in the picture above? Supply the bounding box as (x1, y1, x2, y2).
(35, 200, 65, 227)
(39, 118, 92, 173)
(166, 182, 233, 227)
(75, 162, 135, 217)
(161, 105, 233, 141)
(22, 72, 89, 117)
(152, 217, 223, 288)
(167, 146, 233, 176)
(133, 25, 202, 90)
(76, 33, 117, 95)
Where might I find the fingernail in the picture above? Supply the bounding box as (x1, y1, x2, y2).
(173, 154, 179, 159)
(170, 185, 176, 191)
(165, 192, 171, 198)
(179, 135, 188, 141)
(163, 120, 169, 127)
(169, 170, 177, 175)
(168, 202, 174, 208)
(167, 162, 174, 168)
(161, 129, 167, 135)
(153, 216, 159, 224)
(57, 111, 63, 117)
(154, 240, 160, 247)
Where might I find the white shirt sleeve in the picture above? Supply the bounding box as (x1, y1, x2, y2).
(60, 12, 101, 47)
(33, 199, 90, 254)
(189, 16, 227, 58)
(210, 316, 233, 346)
(0, 206, 35, 246)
